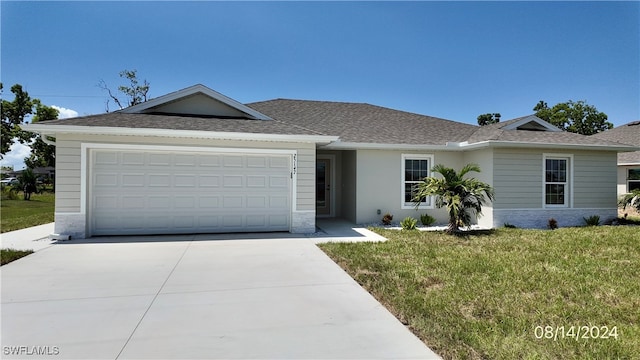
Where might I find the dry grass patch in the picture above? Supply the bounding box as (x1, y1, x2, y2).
(320, 227, 640, 360)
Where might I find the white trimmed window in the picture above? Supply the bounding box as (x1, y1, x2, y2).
(401, 154, 433, 209)
(629, 169, 640, 192)
(544, 155, 571, 207)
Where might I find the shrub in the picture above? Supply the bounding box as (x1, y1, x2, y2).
(382, 213, 393, 225)
(583, 215, 601, 226)
(420, 213, 436, 226)
(401, 217, 418, 230)
(1, 187, 19, 201)
(548, 218, 558, 230)
(503, 223, 517, 228)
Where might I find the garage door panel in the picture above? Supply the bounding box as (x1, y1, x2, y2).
(223, 175, 243, 187)
(94, 196, 118, 209)
(122, 196, 145, 209)
(122, 152, 144, 165)
(95, 173, 118, 187)
(270, 176, 289, 188)
(223, 155, 243, 167)
(122, 174, 145, 187)
(198, 175, 220, 187)
(91, 149, 292, 236)
(175, 175, 196, 187)
(199, 196, 220, 208)
(95, 152, 118, 165)
(148, 196, 171, 209)
(149, 174, 171, 187)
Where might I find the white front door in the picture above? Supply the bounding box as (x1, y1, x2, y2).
(316, 158, 331, 216)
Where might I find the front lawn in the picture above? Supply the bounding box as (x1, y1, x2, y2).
(0, 192, 55, 233)
(320, 227, 640, 360)
(1, 248, 34, 265)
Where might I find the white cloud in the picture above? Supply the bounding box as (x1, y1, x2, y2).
(1, 106, 78, 170)
(52, 105, 79, 119)
(0, 141, 32, 171)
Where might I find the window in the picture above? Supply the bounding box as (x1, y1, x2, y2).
(629, 169, 640, 192)
(544, 156, 570, 207)
(401, 154, 433, 208)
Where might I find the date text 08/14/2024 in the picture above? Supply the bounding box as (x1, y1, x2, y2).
(534, 325, 618, 341)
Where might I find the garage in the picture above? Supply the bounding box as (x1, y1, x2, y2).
(89, 148, 292, 236)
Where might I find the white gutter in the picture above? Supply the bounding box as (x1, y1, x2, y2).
(322, 141, 466, 151)
(322, 139, 639, 152)
(461, 140, 640, 152)
(20, 123, 339, 144)
(40, 134, 56, 146)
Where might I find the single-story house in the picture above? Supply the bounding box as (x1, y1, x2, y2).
(591, 121, 640, 196)
(22, 85, 639, 238)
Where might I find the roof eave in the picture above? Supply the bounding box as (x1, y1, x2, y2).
(20, 123, 338, 144)
(321, 141, 466, 151)
(463, 140, 640, 152)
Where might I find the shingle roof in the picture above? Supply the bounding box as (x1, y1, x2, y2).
(36, 112, 324, 136)
(33, 97, 635, 151)
(591, 121, 640, 164)
(465, 114, 629, 147)
(248, 99, 478, 145)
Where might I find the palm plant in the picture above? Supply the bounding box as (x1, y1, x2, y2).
(14, 168, 38, 200)
(619, 189, 640, 213)
(412, 163, 494, 235)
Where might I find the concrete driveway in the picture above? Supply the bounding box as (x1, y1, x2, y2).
(1, 233, 439, 359)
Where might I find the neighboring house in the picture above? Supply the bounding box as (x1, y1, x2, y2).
(591, 121, 640, 196)
(22, 85, 638, 238)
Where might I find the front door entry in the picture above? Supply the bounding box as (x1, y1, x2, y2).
(316, 158, 331, 216)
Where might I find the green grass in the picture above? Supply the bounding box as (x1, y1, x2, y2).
(320, 227, 640, 360)
(0, 192, 55, 233)
(1, 248, 34, 265)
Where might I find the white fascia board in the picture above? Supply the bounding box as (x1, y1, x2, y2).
(321, 141, 463, 151)
(619, 162, 640, 166)
(119, 84, 273, 120)
(460, 140, 640, 152)
(20, 123, 338, 144)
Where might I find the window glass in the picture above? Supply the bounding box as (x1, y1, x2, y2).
(403, 157, 430, 206)
(545, 157, 569, 206)
(629, 169, 640, 191)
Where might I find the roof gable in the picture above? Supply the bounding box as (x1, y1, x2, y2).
(500, 115, 562, 132)
(120, 84, 272, 120)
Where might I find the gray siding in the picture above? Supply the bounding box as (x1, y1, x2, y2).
(493, 149, 542, 209)
(55, 138, 82, 212)
(493, 148, 618, 210)
(53, 134, 316, 213)
(573, 151, 617, 208)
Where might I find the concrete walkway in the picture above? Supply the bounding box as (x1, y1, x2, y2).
(1, 222, 440, 359)
(0, 222, 56, 251)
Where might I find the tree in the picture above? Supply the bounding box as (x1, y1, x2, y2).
(1, 83, 34, 157)
(412, 163, 494, 235)
(98, 69, 150, 111)
(619, 189, 640, 213)
(533, 100, 613, 135)
(477, 113, 501, 126)
(23, 101, 58, 168)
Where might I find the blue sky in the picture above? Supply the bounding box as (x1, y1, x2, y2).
(2, 1, 639, 169)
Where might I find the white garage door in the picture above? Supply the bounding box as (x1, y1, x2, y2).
(90, 149, 292, 236)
